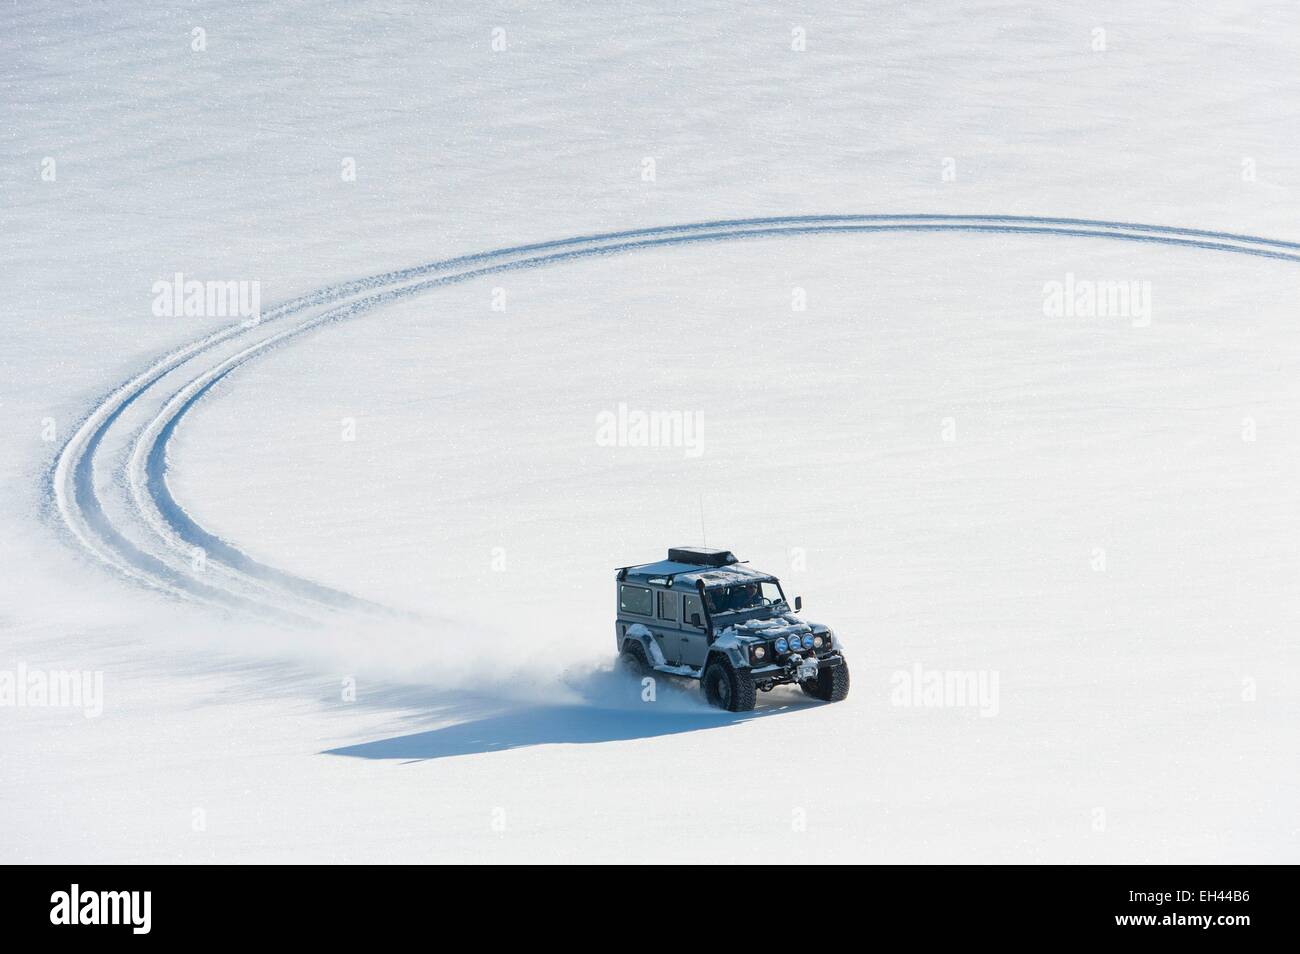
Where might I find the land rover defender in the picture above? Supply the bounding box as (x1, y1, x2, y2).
(615, 547, 850, 711)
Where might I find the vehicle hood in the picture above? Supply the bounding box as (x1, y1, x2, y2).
(718, 613, 828, 642)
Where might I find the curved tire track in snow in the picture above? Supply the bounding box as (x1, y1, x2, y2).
(52, 215, 1300, 622)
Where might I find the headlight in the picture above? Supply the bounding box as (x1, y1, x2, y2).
(774, 637, 789, 654)
(753, 645, 766, 660)
(802, 634, 815, 650)
(812, 635, 824, 649)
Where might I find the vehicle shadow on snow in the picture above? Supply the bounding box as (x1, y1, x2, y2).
(323, 670, 820, 763)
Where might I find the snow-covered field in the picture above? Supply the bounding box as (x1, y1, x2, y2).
(2, 1, 1298, 862)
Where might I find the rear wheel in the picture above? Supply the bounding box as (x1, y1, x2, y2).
(800, 659, 850, 702)
(702, 657, 756, 712)
(618, 642, 651, 676)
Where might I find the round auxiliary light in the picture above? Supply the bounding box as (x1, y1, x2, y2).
(812, 635, 824, 649)
(774, 637, 789, 654)
(802, 634, 815, 650)
(753, 645, 767, 660)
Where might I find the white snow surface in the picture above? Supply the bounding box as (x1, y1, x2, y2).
(2, 0, 1298, 862)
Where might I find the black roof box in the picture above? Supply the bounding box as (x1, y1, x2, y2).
(668, 547, 738, 567)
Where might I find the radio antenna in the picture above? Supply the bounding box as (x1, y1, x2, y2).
(699, 493, 707, 547)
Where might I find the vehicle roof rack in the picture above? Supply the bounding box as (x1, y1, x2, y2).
(667, 547, 738, 567)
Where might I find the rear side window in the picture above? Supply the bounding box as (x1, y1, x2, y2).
(620, 585, 653, 616)
(657, 590, 678, 620)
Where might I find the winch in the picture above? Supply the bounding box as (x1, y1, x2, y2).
(791, 653, 819, 683)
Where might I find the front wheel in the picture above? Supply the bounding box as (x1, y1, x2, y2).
(800, 659, 850, 702)
(702, 657, 756, 712)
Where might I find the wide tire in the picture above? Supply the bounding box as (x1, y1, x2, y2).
(801, 659, 850, 702)
(618, 641, 651, 677)
(702, 656, 756, 712)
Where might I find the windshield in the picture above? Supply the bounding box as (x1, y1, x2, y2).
(704, 580, 784, 615)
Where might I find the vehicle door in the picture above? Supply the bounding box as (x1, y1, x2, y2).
(654, 589, 682, 665)
(679, 592, 710, 670)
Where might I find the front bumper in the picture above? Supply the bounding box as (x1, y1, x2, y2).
(748, 650, 844, 688)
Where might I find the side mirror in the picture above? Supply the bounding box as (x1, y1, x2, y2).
(689, 613, 702, 626)
(794, 596, 803, 612)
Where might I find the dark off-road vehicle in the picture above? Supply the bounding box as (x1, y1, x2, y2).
(614, 547, 850, 711)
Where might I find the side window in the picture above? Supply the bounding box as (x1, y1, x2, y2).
(619, 585, 653, 617)
(683, 594, 704, 627)
(657, 590, 678, 621)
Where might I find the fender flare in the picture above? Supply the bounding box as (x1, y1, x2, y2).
(620, 623, 667, 667)
(707, 628, 751, 670)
